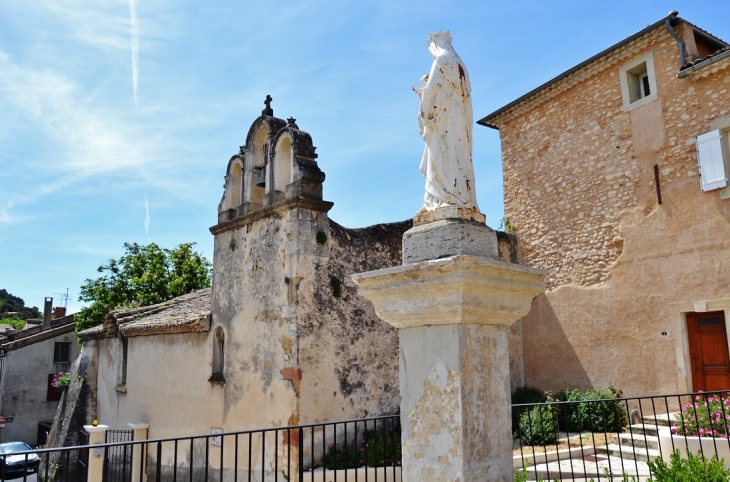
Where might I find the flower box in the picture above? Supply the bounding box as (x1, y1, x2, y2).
(658, 427, 730, 468)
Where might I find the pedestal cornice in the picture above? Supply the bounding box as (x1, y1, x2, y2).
(352, 255, 546, 329)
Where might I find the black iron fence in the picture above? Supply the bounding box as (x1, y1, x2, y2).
(8, 391, 730, 482)
(1, 415, 400, 482)
(512, 389, 730, 481)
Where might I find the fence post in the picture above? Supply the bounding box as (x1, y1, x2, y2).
(84, 424, 109, 482)
(128, 423, 150, 482)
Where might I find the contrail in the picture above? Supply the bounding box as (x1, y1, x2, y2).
(144, 195, 150, 235)
(129, 0, 139, 103)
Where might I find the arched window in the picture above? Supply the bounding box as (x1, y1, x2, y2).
(209, 326, 225, 384)
(229, 162, 242, 209)
(247, 127, 268, 209)
(274, 136, 293, 194)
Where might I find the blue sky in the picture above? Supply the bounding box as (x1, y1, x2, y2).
(1, 1, 728, 313)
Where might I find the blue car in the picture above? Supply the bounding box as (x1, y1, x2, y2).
(0, 442, 40, 474)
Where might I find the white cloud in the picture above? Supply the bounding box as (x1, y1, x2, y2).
(129, 0, 139, 103)
(144, 194, 150, 235)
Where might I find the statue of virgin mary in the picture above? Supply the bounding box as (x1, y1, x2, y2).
(414, 31, 480, 212)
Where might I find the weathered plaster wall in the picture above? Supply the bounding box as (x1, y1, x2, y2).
(95, 333, 213, 436)
(297, 220, 411, 423)
(497, 26, 730, 395)
(212, 208, 314, 433)
(0, 329, 81, 444)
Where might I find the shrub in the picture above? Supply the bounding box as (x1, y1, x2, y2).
(672, 392, 730, 438)
(519, 405, 558, 445)
(554, 386, 627, 433)
(555, 388, 584, 433)
(512, 386, 548, 434)
(579, 387, 628, 433)
(647, 449, 730, 481)
(322, 421, 401, 470)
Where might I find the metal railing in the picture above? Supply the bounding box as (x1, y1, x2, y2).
(7, 390, 730, 482)
(513, 390, 730, 481)
(2, 415, 400, 482)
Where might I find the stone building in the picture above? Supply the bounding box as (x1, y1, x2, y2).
(479, 11, 730, 396)
(77, 105, 412, 439)
(0, 313, 80, 445)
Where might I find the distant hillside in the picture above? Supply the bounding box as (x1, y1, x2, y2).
(0, 289, 41, 319)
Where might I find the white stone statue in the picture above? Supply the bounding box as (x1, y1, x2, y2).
(413, 30, 480, 213)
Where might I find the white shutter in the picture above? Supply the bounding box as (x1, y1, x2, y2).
(696, 130, 727, 192)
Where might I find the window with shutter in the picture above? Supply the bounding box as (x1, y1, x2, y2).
(696, 130, 728, 192)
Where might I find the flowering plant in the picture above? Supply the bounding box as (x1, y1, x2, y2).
(51, 371, 71, 390)
(672, 392, 730, 438)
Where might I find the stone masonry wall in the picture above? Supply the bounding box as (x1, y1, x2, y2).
(496, 23, 730, 394)
(297, 219, 411, 422)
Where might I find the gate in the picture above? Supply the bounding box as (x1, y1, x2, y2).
(78, 428, 90, 473)
(37, 419, 54, 447)
(103, 429, 133, 482)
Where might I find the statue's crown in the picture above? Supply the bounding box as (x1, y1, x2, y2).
(428, 30, 452, 45)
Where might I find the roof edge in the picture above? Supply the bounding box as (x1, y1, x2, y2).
(477, 13, 678, 128)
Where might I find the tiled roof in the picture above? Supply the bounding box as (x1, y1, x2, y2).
(679, 46, 730, 74)
(78, 288, 211, 340)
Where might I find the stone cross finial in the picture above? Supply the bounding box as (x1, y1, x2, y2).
(262, 95, 273, 116)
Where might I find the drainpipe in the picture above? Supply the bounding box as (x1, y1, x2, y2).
(665, 11, 687, 68)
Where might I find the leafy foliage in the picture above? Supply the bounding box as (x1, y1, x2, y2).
(0, 289, 40, 318)
(0, 318, 26, 330)
(74, 242, 211, 334)
(519, 405, 559, 445)
(512, 385, 548, 434)
(554, 386, 627, 433)
(51, 371, 71, 390)
(672, 392, 730, 438)
(322, 422, 401, 470)
(647, 449, 730, 481)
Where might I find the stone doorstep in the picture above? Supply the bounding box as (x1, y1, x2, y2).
(608, 432, 660, 451)
(594, 443, 660, 462)
(641, 413, 676, 427)
(624, 423, 661, 437)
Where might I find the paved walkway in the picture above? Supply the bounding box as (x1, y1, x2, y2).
(523, 454, 651, 481)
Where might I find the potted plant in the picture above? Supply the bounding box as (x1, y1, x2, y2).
(658, 392, 730, 468)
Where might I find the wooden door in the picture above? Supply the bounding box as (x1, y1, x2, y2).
(688, 311, 730, 392)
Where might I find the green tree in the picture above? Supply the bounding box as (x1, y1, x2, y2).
(0, 289, 41, 318)
(74, 242, 212, 334)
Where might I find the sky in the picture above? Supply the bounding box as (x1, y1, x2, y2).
(1, 1, 728, 314)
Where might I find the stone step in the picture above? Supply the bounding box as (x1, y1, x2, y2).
(641, 413, 675, 427)
(608, 433, 660, 451)
(624, 423, 661, 437)
(594, 443, 660, 462)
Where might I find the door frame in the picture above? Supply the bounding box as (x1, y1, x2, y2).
(671, 300, 730, 393)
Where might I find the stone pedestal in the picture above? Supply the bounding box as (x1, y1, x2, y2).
(353, 223, 545, 482)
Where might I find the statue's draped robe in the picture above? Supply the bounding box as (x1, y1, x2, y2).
(419, 43, 480, 211)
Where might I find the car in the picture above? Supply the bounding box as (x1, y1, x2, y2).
(0, 442, 40, 474)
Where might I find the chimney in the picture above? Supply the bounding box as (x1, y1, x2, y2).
(53, 307, 67, 319)
(43, 297, 53, 330)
